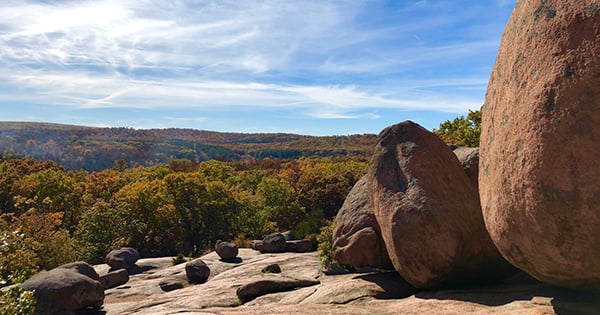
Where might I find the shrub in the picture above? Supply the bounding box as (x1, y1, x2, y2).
(317, 220, 336, 269)
(171, 253, 187, 265)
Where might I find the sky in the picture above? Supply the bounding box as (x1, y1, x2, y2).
(0, 0, 516, 136)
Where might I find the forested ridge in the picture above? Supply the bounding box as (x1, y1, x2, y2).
(0, 122, 376, 171)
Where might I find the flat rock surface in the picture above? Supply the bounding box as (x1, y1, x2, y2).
(86, 249, 599, 315)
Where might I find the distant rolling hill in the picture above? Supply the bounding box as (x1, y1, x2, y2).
(0, 121, 377, 171)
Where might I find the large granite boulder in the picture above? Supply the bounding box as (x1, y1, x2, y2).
(332, 175, 393, 269)
(367, 121, 513, 288)
(480, 0, 600, 289)
(22, 267, 104, 314)
(106, 247, 139, 270)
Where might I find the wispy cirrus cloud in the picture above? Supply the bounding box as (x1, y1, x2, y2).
(0, 0, 516, 134)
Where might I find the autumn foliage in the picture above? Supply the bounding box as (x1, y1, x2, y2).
(0, 155, 366, 271)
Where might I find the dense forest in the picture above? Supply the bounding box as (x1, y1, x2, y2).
(0, 122, 376, 171)
(0, 154, 367, 286)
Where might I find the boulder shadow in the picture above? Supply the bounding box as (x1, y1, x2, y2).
(75, 307, 107, 315)
(219, 257, 243, 264)
(354, 272, 417, 299)
(550, 290, 600, 315)
(414, 273, 561, 307)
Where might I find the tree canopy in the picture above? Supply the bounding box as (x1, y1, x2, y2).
(433, 109, 481, 147)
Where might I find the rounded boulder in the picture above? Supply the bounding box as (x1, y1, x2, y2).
(367, 121, 513, 288)
(185, 258, 210, 284)
(215, 240, 239, 260)
(480, 0, 600, 289)
(106, 247, 140, 270)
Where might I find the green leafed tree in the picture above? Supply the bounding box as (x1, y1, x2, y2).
(433, 109, 481, 147)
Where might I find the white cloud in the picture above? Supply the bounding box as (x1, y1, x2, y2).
(0, 0, 508, 126)
(0, 68, 483, 118)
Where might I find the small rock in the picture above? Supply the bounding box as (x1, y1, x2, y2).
(159, 279, 185, 292)
(262, 264, 282, 273)
(185, 258, 210, 284)
(285, 239, 313, 253)
(261, 233, 287, 253)
(100, 269, 129, 290)
(106, 247, 140, 270)
(215, 240, 239, 260)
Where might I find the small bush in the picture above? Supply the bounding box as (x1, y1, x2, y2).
(172, 253, 187, 265)
(317, 220, 336, 269)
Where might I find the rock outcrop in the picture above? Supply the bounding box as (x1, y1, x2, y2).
(480, 0, 600, 290)
(93, 249, 600, 314)
(22, 264, 104, 314)
(106, 247, 140, 271)
(332, 175, 393, 270)
(367, 121, 512, 288)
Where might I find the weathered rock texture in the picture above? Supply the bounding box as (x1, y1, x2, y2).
(480, 0, 600, 290)
(22, 266, 104, 314)
(332, 175, 393, 270)
(367, 121, 512, 288)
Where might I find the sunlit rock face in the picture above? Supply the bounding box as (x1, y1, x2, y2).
(480, 0, 600, 289)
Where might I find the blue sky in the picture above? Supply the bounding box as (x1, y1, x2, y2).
(0, 0, 516, 136)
